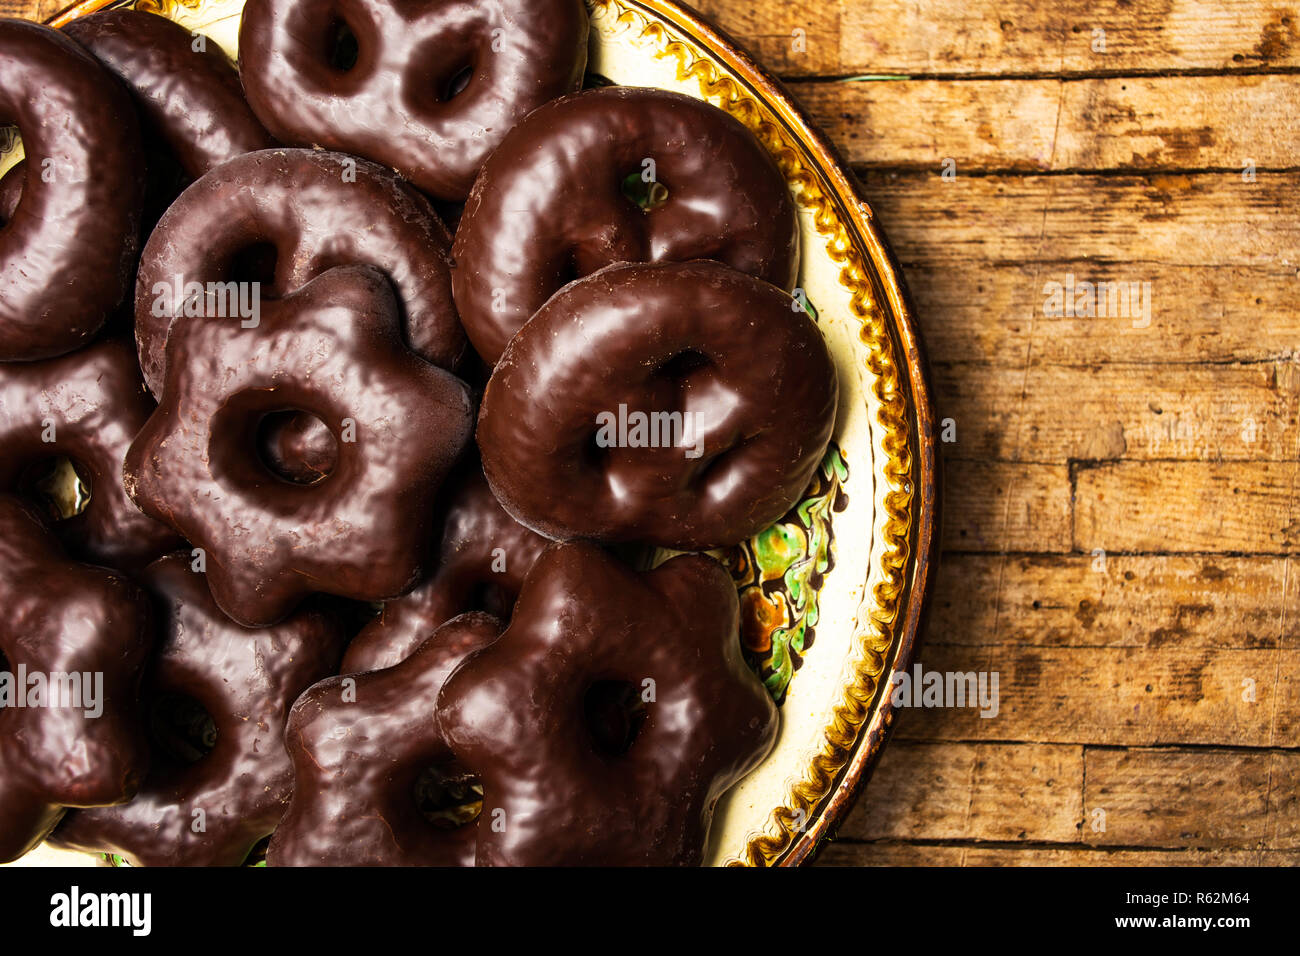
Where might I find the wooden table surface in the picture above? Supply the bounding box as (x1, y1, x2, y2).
(6, 0, 1296, 867)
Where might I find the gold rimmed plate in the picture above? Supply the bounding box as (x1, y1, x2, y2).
(10, 0, 938, 868)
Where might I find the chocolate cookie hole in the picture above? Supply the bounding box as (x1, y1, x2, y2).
(414, 759, 482, 829)
(243, 835, 271, 867)
(655, 349, 711, 381)
(467, 579, 514, 619)
(620, 172, 669, 211)
(254, 410, 340, 485)
(226, 241, 278, 287)
(441, 64, 474, 101)
(583, 680, 647, 757)
(582, 431, 610, 471)
(552, 251, 584, 290)
(149, 693, 218, 765)
(0, 157, 23, 227)
(17, 456, 92, 522)
(325, 19, 360, 72)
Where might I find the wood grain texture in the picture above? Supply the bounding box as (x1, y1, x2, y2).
(836, 742, 1086, 842)
(1074, 461, 1300, 551)
(908, 262, 1300, 366)
(834, 742, 1299, 847)
(691, 0, 1300, 77)
(0, 0, 64, 20)
(792, 74, 1300, 172)
(855, 171, 1297, 267)
(3, 0, 1295, 868)
(935, 361, 1299, 462)
(927, 554, 1297, 648)
(815, 843, 1300, 865)
(889, 645, 1296, 746)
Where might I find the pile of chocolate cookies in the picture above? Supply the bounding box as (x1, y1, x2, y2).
(0, 0, 837, 867)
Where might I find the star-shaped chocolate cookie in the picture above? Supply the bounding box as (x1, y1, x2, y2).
(124, 264, 474, 627)
(269, 612, 501, 866)
(436, 540, 779, 866)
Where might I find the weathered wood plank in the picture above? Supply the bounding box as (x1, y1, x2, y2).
(0, 0, 64, 22)
(836, 742, 1084, 842)
(909, 262, 1300, 367)
(1084, 747, 1300, 848)
(1074, 461, 1300, 552)
(792, 74, 1300, 172)
(940, 461, 1073, 552)
(838, 742, 1300, 848)
(926, 553, 1297, 649)
(691, 0, 1300, 77)
(815, 842, 1300, 865)
(934, 361, 1299, 462)
(889, 644, 1298, 747)
(856, 171, 1297, 268)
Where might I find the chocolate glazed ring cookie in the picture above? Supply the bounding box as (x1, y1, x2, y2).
(134, 147, 464, 398)
(0, 338, 183, 570)
(477, 261, 839, 551)
(0, 496, 153, 864)
(63, 10, 274, 179)
(452, 86, 800, 364)
(437, 541, 779, 866)
(238, 0, 588, 200)
(125, 265, 474, 628)
(0, 19, 144, 361)
(269, 612, 501, 866)
(51, 553, 345, 867)
(341, 464, 548, 674)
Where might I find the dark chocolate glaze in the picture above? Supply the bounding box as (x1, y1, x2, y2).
(341, 464, 548, 673)
(437, 541, 779, 866)
(452, 86, 800, 364)
(269, 611, 501, 867)
(134, 147, 464, 398)
(0, 337, 183, 569)
(0, 18, 145, 361)
(0, 495, 153, 864)
(238, 0, 588, 200)
(476, 261, 838, 550)
(62, 10, 274, 179)
(124, 264, 474, 627)
(50, 552, 345, 866)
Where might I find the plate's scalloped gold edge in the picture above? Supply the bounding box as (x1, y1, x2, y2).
(590, 0, 919, 868)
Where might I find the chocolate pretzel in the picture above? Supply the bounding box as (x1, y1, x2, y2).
(63, 10, 274, 181)
(124, 264, 473, 627)
(476, 261, 838, 551)
(0, 496, 153, 864)
(269, 612, 501, 866)
(436, 541, 779, 866)
(133, 147, 464, 399)
(50, 552, 345, 866)
(0, 19, 144, 361)
(341, 464, 548, 673)
(238, 0, 588, 200)
(0, 337, 182, 569)
(452, 87, 800, 364)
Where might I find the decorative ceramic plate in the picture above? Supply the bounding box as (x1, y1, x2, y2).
(8, 0, 937, 867)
